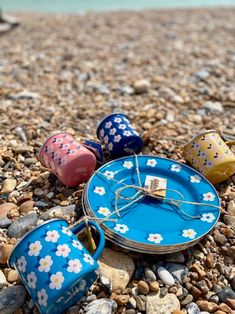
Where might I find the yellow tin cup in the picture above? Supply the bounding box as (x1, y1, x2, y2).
(183, 130, 235, 184)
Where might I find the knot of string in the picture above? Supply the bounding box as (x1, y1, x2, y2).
(91, 155, 222, 222)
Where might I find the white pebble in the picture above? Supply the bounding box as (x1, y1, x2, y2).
(157, 266, 175, 286)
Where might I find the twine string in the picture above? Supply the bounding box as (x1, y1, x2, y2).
(91, 155, 222, 222)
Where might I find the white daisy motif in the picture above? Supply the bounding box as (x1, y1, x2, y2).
(94, 186, 105, 195)
(72, 239, 83, 250)
(114, 117, 122, 123)
(83, 253, 94, 265)
(108, 142, 113, 151)
(99, 129, 105, 138)
(147, 233, 163, 244)
(103, 170, 115, 179)
(202, 192, 215, 202)
(49, 271, 64, 290)
(146, 159, 157, 167)
(27, 272, 37, 289)
(123, 130, 132, 137)
(170, 164, 182, 172)
(62, 226, 72, 236)
(123, 161, 133, 169)
(67, 259, 82, 273)
(38, 255, 53, 272)
(17, 256, 27, 273)
(182, 229, 197, 239)
(109, 128, 117, 135)
(45, 230, 60, 243)
(103, 135, 109, 144)
(190, 175, 201, 183)
(37, 289, 48, 307)
(28, 241, 42, 257)
(114, 135, 122, 143)
(56, 244, 71, 258)
(114, 223, 129, 234)
(98, 207, 111, 217)
(118, 124, 127, 130)
(105, 121, 112, 129)
(201, 213, 216, 223)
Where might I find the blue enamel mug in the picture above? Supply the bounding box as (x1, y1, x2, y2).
(97, 113, 143, 157)
(8, 219, 105, 314)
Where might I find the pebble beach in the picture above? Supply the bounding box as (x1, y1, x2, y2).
(0, 8, 235, 314)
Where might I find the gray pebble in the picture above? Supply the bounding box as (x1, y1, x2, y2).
(85, 298, 117, 314)
(209, 294, 219, 304)
(127, 296, 137, 309)
(40, 205, 76, 220)
(160, 287, 168, 298)
(0, 217, 11, 228)
(186, 302, 200, 314)
(126, 310, 136, 314)
(166, 263, 188, 283)
(165, 252, 185, 263)
(213, 284, 222, 293)
(181, 294, 193, 305)
(0, 285, 27, 314)
(217, 286, 235, 302)
(8, 213, 38, 238)
(144, 267, 156, 282)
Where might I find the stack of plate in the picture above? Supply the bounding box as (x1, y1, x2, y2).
(82, 155, 220, 254)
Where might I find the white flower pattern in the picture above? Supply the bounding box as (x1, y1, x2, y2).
(148, 233, 163, 244)
(114, 135, 122, 143)
(203, 192, 215, 202)
(123, 130, 132, 136)
(201, 213, 216, 223)
(45, 230, 60, 243)
(49, 271, 64, 290)
(190, 175, 201, 183)
(114, 223, 129, 234)
(105, 121, 112, 129)
(17, 256, 27, 273)
(182, 229, 197, 239)
(118, 124, 126, 130)
(28, 241, 42, 257)
(99, 129, 105, 138)
(146, 159, 157, 167)
(72, 239, 83, 250)
(108, 142, 113, 151)
(103, 170, 115, 179)
(37, 289, 48, 307)
(114, 117, 122, 123)
(38, 255, 53, 272)
(62, 226, 72, 236)
(67, 259, 82, 273)
(27, 271, 37, 289)
(123, 161, 133, 169)
(109, 128, 116, 135)
(103, 135, 109, 144)
(94, 186, 105, 195)
(83, 253, 94, 265)
(56, 244, 71, 258)
(170, 164, 182, 172)
(98, 207, 111, 217)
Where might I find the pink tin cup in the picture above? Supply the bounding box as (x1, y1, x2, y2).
(39, 133, 97, 187)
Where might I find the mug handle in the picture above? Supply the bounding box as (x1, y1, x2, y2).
(71, 220, 105, 260)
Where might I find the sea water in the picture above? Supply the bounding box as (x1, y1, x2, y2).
(0, 0, 235, 13)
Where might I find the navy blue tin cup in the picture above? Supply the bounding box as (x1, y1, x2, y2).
(97, 113, 143, 157)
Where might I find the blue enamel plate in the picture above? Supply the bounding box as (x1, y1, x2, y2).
(84, 155, 220, 250)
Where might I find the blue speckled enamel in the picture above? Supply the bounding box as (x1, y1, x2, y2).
(97, 113, 143, 157)
(8, 219, 105, 314)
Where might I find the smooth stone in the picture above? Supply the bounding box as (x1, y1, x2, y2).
(135, 295, 146, 311)
(98, 248, 135, 293)
(1, 179, 17, 194)
(8, 213, 38, 238)
(0, 244, 14, 264)
(133, 79, 150, 94)
(166, 263, 188, 283)
(0, 270, 7, 286)
(0, 203, 17, 218)
(12, 91, 40, 100)
(126, 310, 136, 314)
(196, 300, 218, 312)
(227, 200, 235, 216)
(157, 266, 175, 286)
(214, 233, 227, 245)
(85, 298, 117, 314)
(217, 286, 235, 302)
(127, 296, 136, 309)
(19, 200, 35, 214)
(195, 69, 210, 80)
(138, 281, 149, 295)
(165, 252, 185, 263)
(0, 285, 27, 313)
(7, 269, 20, 283)
(181, 294, 193, 306)
(40, 205, 76, 220)
(0, 217, 11, 228)
(223, 215, 235, 227)
(226, 298, 235, 310)
(202, 101, 224, 113)
(144, 267, 156, 282)
(146, 292, 180, 314)
(0, 23, 11, 33)
(186, 302, 200, 314)
(149, 281, 160, 293)
(160, 287, 168, 298)
(110, 293, 129, 306)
